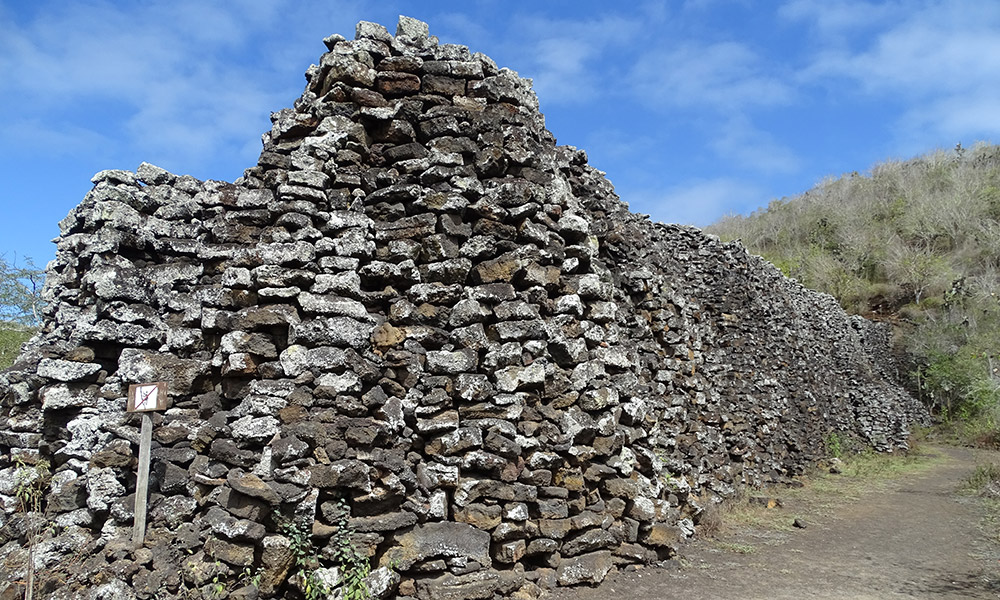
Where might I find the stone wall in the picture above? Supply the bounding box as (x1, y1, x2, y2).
(0, 16, 926, 600)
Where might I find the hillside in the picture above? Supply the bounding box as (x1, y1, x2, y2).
(707, 143, 1000, 433)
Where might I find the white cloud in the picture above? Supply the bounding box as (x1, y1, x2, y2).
(930, 97, 1000, 141)
(2, 2, 228, 101)
(505, 13, 644, 104)
(778, 0, 896, 37)
(0, 0, 363, 175)
(626, 178, 767, 227)
(434, 12, 495, 46)
(528, 37, 600, 103)
(796, 1, 1000, 151)
(3, 118, 111, 158)
(897, 96, 1000, 153)
(632, 41, 794, 111)
(681, 0, 753, 11)
(710, 115, 801, 174)
(817, 16, 1000, 94)
(120, 69, 286, 170)
(582, 128, 660, 162)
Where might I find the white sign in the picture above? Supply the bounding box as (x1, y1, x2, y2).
(127, 382, 168, 412)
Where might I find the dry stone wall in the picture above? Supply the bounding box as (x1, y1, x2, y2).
(0, 16, 926, 600)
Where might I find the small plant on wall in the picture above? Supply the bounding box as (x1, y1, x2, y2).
(277, 498, 373, 600)
(14, 455, 51, 600)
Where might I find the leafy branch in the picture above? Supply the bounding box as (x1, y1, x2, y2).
(0, 254, 44, 326)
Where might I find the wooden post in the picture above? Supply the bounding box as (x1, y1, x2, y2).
(25, 543, 34, 600)
(133, 412, 153, 547)
(127, 381, 166, 549)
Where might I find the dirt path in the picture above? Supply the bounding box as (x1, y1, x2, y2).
(551, 445, 1000, 599)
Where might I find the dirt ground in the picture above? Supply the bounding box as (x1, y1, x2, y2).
(550, 445, 1000, 599)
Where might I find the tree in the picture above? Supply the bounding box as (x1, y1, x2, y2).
(884, 244, 951, 304)
(0, 255, 45, 369)
(0, 254, 44, 326)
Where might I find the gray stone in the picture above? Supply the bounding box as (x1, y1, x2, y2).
(91, 169, 137, 186)
(494, 364, 545, 392)
(416, 462, 460, 488)
(381, 522, 492, 570)
(40, 384, 96, 411)
(136, 161, 174, 185)
(555, 550, 614, 586)
(416, 409, 460, 434)
(37, 359, 102, 382)
(227, 471, 281, 505)
(298, 293, 370, 319)
(220, 331, 278, 358)
(279, 344, 352, 376)
(416, 571, 502, 600)
(315, 371, 362, 395)
(230, 415, 280, 443)
(561, 528, 618, 557)
(256, 241, 316, 266)
(426, 349, 477, 374)
(231, 392, 287, 417)
(202, 506, 267, 541)
(117, 348, 208, 395)
(365, 566, 401, 599)
(320, 53, 376, 88)
(86, 467, 125, 512)
(307, 460, 372, 491)
(558, 213, 590, 237)
(288, 317, 376, 348)
(312, 271, 363, 296)
(396, 15, 430, 40)
(58, 413, 112, 461)
(80, 579, 136, 600)
(150, 495, 197, 528)
(349, 511, 418, 533)
(357, 20, 392, 42)
(549, 338, 588, 367)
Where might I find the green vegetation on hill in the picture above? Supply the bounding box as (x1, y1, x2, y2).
(0, 255, 43, 369)
(708, 143, 1000, 440)
(0, 326, 34, 369)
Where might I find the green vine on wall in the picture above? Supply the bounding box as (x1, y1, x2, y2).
(277, 497, 371, 600)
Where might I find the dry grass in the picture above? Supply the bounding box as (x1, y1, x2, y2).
(962, 462, 1000, 496)
(960, 458, 1000, 559)
(698, 444, 944, 552)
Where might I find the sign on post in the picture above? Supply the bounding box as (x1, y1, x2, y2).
(128, 382, 168, 412)
(128, 382, 167, 547)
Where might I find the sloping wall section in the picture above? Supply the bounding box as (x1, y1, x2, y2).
(0, 16, 926, 600)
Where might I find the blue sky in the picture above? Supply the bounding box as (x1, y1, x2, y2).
(2, 0, 1000, 268)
